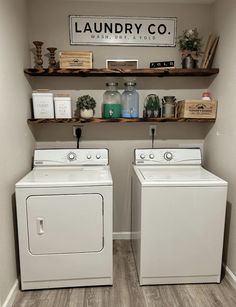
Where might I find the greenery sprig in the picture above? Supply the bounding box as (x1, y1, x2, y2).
(178, 28, 202, 57)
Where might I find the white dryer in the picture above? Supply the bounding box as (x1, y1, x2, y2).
(131, 148, 227, 285)
(15, 149, 113, 290)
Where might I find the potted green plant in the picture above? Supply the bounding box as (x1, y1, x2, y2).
(76, 95, 96, 119)
(178, 28, 202, 69)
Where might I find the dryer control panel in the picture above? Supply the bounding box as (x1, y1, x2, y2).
(34, 149, 109, 166)
(135, 148, 201, 165)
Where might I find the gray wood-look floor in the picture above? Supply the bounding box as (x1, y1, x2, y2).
(13, 240, 236, 307)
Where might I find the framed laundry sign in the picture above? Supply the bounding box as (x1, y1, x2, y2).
(69, 16, 176, 46)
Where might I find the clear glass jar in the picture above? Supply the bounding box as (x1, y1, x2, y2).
(121, 82, 139, 118)
(102, 82, 121, 119)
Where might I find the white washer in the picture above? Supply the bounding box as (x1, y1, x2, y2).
(15, 149, 113, 290)
(131, 148, 227, 285)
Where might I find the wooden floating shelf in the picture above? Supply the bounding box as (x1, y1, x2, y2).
(24, 68, 219, 77)
(28, 118, 215, 124)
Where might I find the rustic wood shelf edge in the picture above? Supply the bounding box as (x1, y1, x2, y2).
(24, 68, 219, 77)
(27, 118, 216, 124)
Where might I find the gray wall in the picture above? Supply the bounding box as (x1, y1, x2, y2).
(28, 0, 215, 234)
(204, 0, 236, 276)
(28, 0, 214, 68)
(0, 0, 35, 304)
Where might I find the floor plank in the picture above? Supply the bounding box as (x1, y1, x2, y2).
(12, 240, 236, 307)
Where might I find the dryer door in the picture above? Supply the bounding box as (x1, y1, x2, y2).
(26, 194, 103, 255)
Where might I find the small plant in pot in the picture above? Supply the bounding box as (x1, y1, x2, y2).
(143, 94, 161, 118)
(178, 28, 202, 69)
(76, 95, 96, 119)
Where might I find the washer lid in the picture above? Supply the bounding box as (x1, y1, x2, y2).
(135, 166, 227, 187)
(15, 166, 113, 188)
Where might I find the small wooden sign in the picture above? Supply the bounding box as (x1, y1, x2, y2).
(59, 51, 93, 69)
(106, 59, 138, 69)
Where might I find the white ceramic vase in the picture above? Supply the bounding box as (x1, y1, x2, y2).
(80, 109, 94, 119)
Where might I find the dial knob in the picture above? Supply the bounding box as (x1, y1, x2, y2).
(67, 152, 76, 161)
(140, 154, 145, 159)
(87, 154, 92, 159)
(149, 154, 154, 159)
(164, 152, 173, 161)
(96, 154, 101, 159)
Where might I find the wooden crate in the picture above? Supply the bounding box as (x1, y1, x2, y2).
(177, 99, 217, 119)
(59, 51, 93, 69)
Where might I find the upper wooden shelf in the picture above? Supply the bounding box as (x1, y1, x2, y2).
(28, 117, 215, 124)
(24, 68, 219, 77)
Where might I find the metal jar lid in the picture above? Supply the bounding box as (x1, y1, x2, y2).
(106, 82, 118, 86)
(124, 81, 136, 86)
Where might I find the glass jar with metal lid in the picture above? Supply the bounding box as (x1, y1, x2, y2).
(102, 82, 121, 119)
(121, 82, 139, 118)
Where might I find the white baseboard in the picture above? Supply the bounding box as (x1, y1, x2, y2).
(224, 264, 236, 289)
(2, 280, 19, 307)
(113, 232, 131, 240)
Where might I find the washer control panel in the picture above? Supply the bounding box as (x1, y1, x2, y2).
(135, 148, 201, 165)
(34, 149, 109, 166)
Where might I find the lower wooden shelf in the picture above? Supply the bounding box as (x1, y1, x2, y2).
(27, 117, 215, 124)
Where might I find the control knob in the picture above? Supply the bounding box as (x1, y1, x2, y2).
(164, 152, 173, 161)
(87, 154, 92, 160)
(149, 154, 154, 159)
(96, 154, 101, 159)
(67, 152, 76, 161)
(140, 154, 145, 159)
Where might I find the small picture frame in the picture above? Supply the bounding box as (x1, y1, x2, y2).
(106, 59, 138, 69)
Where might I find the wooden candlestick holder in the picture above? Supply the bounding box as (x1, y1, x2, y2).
(47, 47, 57, 72)
(33, 41, 44, 70)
